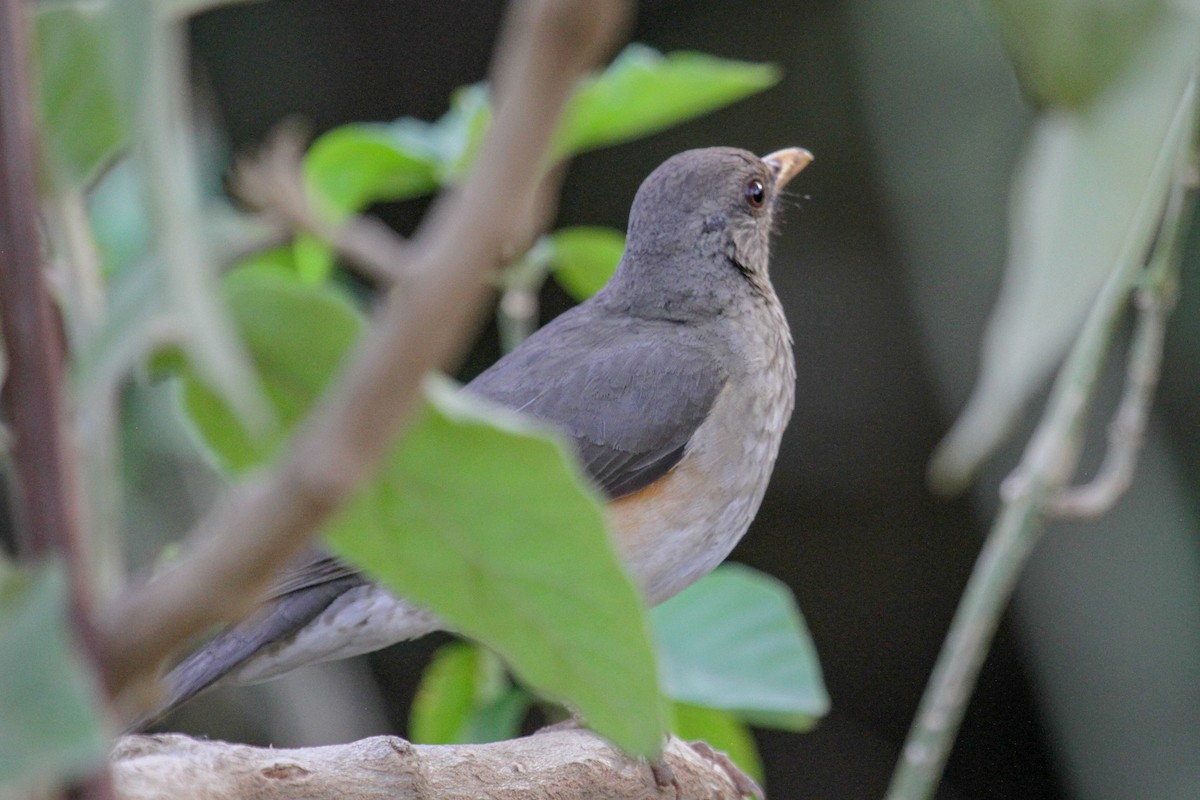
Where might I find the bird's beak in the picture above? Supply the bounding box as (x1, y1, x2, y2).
(762, 147, 813, 190)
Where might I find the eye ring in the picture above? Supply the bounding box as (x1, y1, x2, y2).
(744, 177, 766, 209)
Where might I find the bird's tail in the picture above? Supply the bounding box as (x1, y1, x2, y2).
(132, 573, 369, 731)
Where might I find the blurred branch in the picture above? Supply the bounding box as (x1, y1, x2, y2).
(231, 130, 409, 285)
(112, 729, 753, 800)
(96, 0, 631, 702)
(0, 0, 80, 572)
(1047, 190, 1184, 518)
(885, 79, 1197, 800)
(0, 0, 94, 621)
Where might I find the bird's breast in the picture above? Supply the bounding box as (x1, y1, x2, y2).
(609, 296, 795, 605)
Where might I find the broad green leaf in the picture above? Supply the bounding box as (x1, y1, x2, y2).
(0, 562, 108, 787)
(459, 687, 531, 744)
(326, 377, 666, 757)
(548, 226, 625, 301)
(670, 702, 763, 784)
(987, 0, 1165, 108)
(304, 124, 440, 213)
(930, 15, 1200, 490)
(35, 4, 125, 186)
(411, 641, 502, 743)
(177, 269, 364, 472)
(652, 564, 828, 731)
(554, 45, 780, 159)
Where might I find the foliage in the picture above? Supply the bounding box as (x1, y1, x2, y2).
(13, 0, 825, 779)
(0, 561, 109, 790)
(407, 564, 827, 780)
(930, 1, 1200, 489)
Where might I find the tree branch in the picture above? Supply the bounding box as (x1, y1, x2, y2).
(95, 0, 631, 701)
(0, 0, 83, 583)
(111, 729, 754, 800)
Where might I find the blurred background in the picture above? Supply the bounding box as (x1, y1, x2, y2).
(115, 1, 1200, 798)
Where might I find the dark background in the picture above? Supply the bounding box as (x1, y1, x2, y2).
(139, 2, 1200, 799)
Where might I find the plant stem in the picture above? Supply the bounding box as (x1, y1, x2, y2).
(886, 75, 1197, 800)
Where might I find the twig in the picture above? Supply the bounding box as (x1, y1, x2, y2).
(885, 77, 1196, 800)
(231, 129, 409, 285)
(1046, 176, 1186, 519)
(111, 729, 751, 800)
(1046, 279, 1173, 518)
(96, 0, 631, 701)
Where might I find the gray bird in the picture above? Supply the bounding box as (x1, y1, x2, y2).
(153, 145, 812, 721)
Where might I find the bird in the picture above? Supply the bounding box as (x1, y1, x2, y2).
(150, 145, 812, 724)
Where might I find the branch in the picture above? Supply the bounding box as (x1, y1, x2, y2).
(1045, 278, 1173, 518)
(0, 0, 83, 581)
(95, 0, 631, 700)
(111, 729, 754, 800)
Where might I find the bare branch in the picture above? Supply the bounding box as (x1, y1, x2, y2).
(111, 729, 755, 800)
(96, 0, 631, 700)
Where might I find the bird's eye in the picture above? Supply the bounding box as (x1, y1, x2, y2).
(744, 178, 766, 209)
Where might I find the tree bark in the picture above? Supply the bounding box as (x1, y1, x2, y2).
(112, 729, 755, 800)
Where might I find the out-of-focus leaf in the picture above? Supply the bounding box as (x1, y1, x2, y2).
(411, 641, 503, 744)
(0, 562, 108, 787)
(554, 45, 780, 158)
(652, 564, 828, 731)
(411, 641, 531, 744)
(459, 687, 530, 744)
(304, 124, 440, 213)
(548, 226, 625, 301)
(297, 90, 483, 279)
(670, 702, 764, 784)
(396, 83, 491, 181)
(326, 377, 666, 757)
(987, 0, 1165, 108)
(931, 16, 1200, 491)
(177, 269, 364, 472)
(35, 4, 125, 186)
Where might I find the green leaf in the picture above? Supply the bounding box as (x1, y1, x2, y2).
(411, 641, 531, 744)
(548, 226, 625, 301)
(459, 687, 531, 744)
(930, 14, 1200, 490)
(326, 376, 666, 757)
(299, 124, 441, 281)
(392, 83, 491, 181)
(0, 561, 109, 787)
(987, 0, 1166, 108)
(554, 45, 780, 159)
(304, 124, 440, 213)
(177, 269, 365, 472)
(670, 702, 764, 784)
(651, 564, 828, 731)
(35, 4, 126, 187)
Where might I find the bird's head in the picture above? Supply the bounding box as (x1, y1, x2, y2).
(606, 146, 812, 317)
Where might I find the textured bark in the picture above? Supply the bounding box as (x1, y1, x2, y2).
(112, 730, 754, 800)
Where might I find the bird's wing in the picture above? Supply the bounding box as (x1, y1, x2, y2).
(466, 307, 728, 499)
